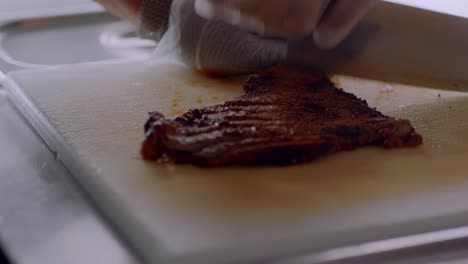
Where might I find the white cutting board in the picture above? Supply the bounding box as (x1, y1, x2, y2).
(5, 60, 468, 263)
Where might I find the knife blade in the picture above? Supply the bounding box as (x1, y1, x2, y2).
(287, 1, 468, 92)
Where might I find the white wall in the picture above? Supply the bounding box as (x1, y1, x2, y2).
(386, 0, 468, 18)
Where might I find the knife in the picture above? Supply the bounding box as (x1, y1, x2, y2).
(287, 1, 468, 92)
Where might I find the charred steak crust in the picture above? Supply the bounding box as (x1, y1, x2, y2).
(141, 66, 422, 166)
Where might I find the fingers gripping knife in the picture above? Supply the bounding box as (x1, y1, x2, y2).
(139, 0, 468, 91)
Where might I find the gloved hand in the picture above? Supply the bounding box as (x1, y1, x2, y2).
(98, 0, 375, 74)
(194, 0, 376, 49)
(142, 0, 287, 75)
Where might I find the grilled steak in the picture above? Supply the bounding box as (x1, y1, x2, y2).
(141, 66, 422, 166)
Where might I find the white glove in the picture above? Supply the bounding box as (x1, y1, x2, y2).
(194, 0, 376, 49)
(98, 0, 375, 74)
(141, 0, 288, 74)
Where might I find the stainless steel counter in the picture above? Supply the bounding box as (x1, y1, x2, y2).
(0, 85, 137, 264)
(1, 1, 468, 263)
(0, 10, 144, 264)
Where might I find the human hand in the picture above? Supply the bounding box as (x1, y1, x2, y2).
(194, 0, 376, 49)
(100, 0, 374, 74)
(95, 0, 142, 23)
(150, 0, 287, 74)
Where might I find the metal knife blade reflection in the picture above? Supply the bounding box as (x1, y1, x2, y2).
(287, 1, 468, 92)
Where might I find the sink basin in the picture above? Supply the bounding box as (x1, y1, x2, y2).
(0, 13, 154, 72)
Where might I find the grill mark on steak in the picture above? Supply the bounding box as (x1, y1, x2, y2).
(141, 66, 423, 166)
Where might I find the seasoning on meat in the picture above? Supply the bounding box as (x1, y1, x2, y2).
(141, 66, 422, 166)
